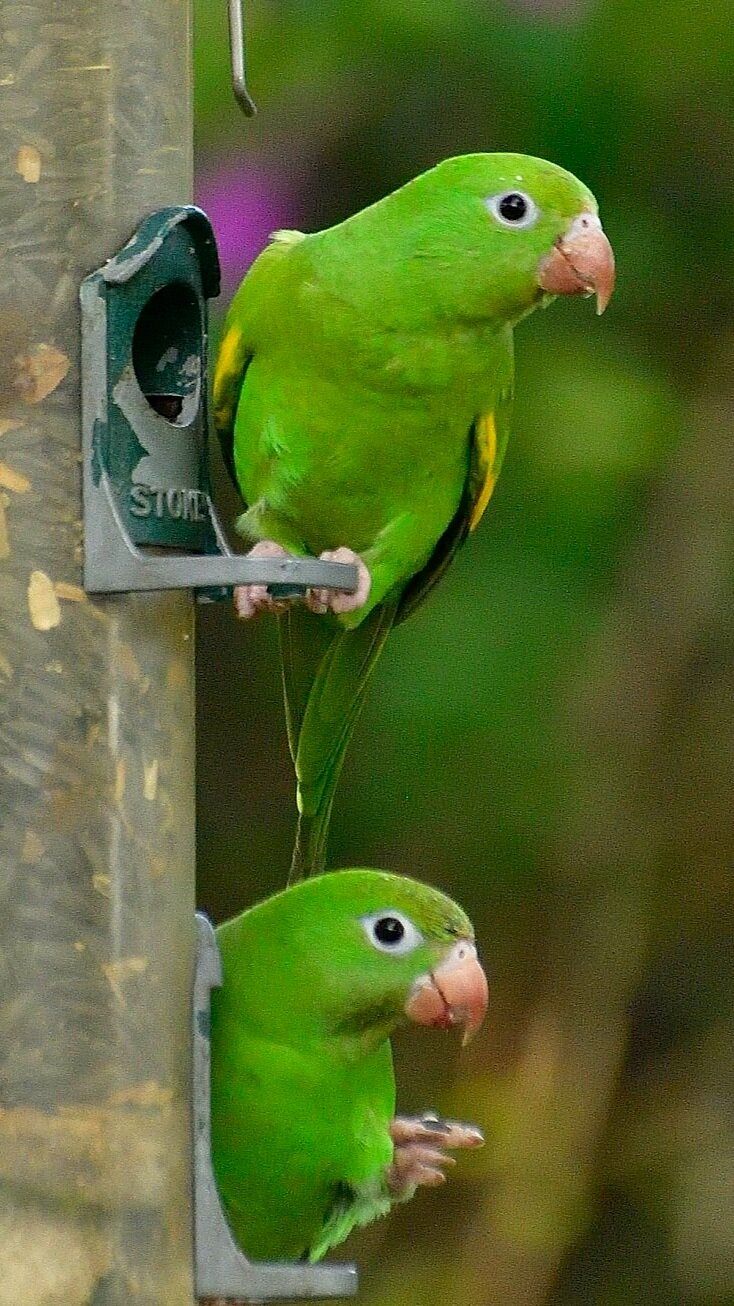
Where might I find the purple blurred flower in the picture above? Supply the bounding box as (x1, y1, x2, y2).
(196, 158, 301, 294)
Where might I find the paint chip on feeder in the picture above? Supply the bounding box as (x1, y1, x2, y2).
(28, 570, 61, 631)
(21, 830, 45, 864)
(0, 418, 26, 437)
(15, 344, 70, 404)
(54, 581, 86, 603)
(16, 144, 41, 182)
(143, 759, 159, 801)
(102, 957, 148, 1005)
(0, 463, 31, 494)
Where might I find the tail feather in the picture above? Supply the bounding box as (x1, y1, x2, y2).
(279, 603, 397, 881)
(288, 670, 376, 882)
(278, 606, 334, 763)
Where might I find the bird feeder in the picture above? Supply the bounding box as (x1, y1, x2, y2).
(76, 9, 359, 1300)
(81, 206, 358, 603)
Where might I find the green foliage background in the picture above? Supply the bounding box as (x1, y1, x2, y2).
(193, 4, 734, 1303)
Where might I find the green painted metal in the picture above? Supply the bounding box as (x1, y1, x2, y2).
(83, 207, 221, 555)
(0, 3, 196, 1303)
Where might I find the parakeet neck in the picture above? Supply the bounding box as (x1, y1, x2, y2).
(215, 921, 404, 1062)
(330, 1011, 401, 1062)
(306, 187, 539, 329)
(247, 999, 399, 1064)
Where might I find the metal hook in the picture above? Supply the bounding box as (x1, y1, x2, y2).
(229, 0, 257, 116)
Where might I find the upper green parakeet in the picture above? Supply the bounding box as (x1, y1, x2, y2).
(214, 154, 615, 877)
(211, 868, 488, 1262)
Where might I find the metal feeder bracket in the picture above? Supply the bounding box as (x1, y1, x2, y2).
(193, 914, 359, 1301)
(80, 206, 358, 604)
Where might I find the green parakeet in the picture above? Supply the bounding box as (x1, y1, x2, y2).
(210, 868, 488, 1263)
(214, 154, 615, 877)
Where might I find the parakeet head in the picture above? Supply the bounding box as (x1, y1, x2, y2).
(216, 869, 488, 1053)
(318, 152, 614, 326)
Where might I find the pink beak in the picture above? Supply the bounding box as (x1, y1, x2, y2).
(404, 940, 489, 1046)
(538, 211, 615, 315)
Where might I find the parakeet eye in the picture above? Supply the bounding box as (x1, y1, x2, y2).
(361, 911, 423, 956)
(486, 191, 538, 230)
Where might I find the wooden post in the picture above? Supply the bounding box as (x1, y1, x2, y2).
(0, 4, 196, 1302)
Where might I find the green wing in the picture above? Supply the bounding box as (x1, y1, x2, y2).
(396, 384, 513, 624)
(213, 231, 306, 491)
(285, 387, 512, 879)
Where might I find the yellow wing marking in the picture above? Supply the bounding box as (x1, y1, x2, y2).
(469, 411, 498, 532)
(213, 324, 245, 431)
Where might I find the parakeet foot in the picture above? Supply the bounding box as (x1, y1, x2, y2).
(234, 541, 290, 619)
(307, 548, 371, 616)
(386, 1112, 484, 1196)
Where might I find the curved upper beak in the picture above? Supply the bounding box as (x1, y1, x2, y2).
(405, 940, 489, 1046)
(538, 211, 615, 315)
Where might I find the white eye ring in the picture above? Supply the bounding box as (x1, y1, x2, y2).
(485, 190, 539, 230)
(360, 910, 423, 956)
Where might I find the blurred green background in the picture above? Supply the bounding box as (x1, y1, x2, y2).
(193, 3, 734, 1304)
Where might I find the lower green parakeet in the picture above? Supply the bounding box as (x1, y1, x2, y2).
(213, 154, 615, 877)
(210, 869, 488, 1262)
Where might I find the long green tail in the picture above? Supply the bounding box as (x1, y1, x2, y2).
(278, 602, 397, 881)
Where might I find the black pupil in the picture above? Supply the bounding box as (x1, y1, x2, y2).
(375, 916, 405, 945)
(499, 192, 528, 222)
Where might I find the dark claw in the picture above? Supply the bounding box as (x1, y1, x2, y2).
(420, 1114, 449, 1133)
(267, 582, 308, 600)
